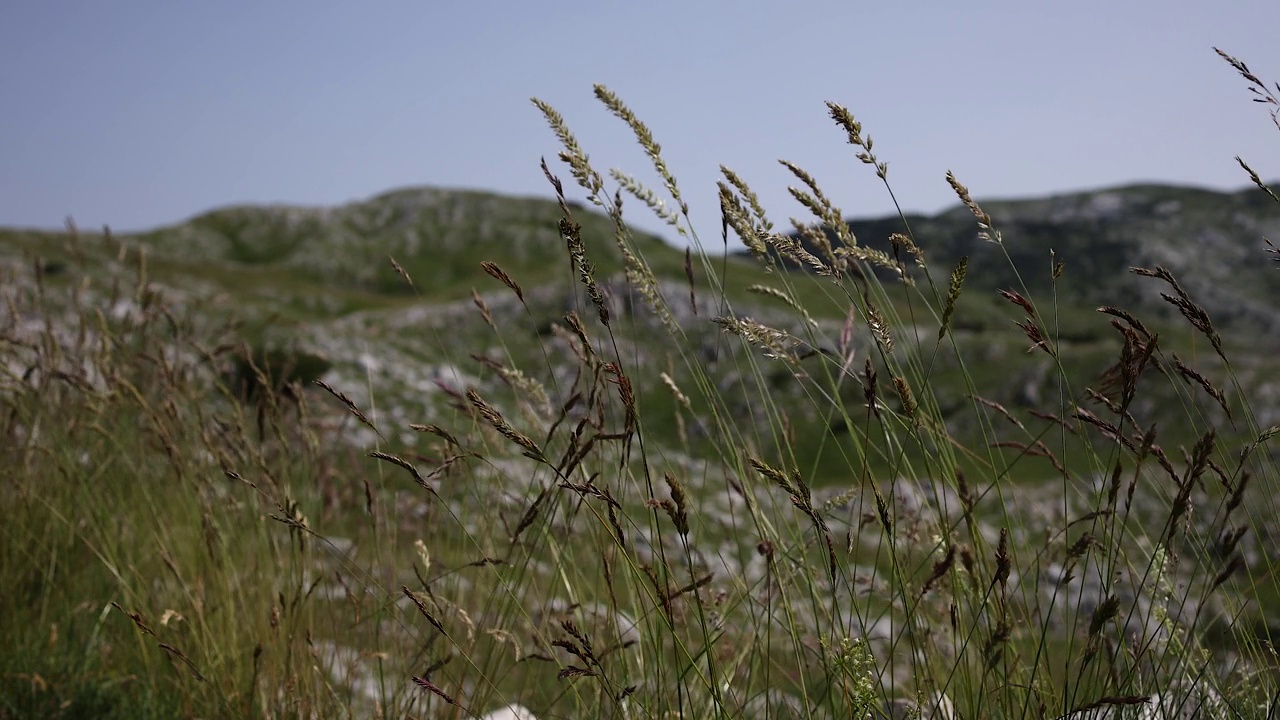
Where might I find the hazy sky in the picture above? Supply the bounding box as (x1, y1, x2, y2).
(1, 1, 1277, 243)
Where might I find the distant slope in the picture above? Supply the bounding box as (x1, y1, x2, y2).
(132, 187, 682, 299)
(770, 183, 1280, 337)
(2, 183, 1278, 476)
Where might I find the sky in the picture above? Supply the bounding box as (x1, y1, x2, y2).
(1, 0, 1277, 245)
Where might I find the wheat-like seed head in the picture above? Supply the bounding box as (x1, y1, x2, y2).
(471, 289, 495, 330)
(466, 388, 545, 462)
(770, 229, 834, 276)
(780, 159, 858, 252)
(610, 168, 682, 229)
(939, 256, 968, 340)
(865, 301, 894, 354)
(746, 285, 817, 328)
(496, 364, 552, 419)
(593, 84, 686, 214)
(835, 244, 901, 281)
(719, 184, 770, 258)
(531, 98, 605, 201)
(893, 376, 918, 423)
(607, 213, 678, 336)
(558, 217, 611, 327)
(946, 171, 1001, 244)
(388, 256, 414, 290)
(1236, 157, 1280, 204)
(659, 371, 691, 410)
(480, 261, 525, 304)
(825, 102, 888, 179)
(560, 311, 598, 367)
(720, 166, 773, 233)
(713, 315, 800, 364)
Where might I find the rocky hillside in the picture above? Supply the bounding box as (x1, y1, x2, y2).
(780, 183, 1280, 339)
(130, 187, 683, 299)
(2, 182, 1277, 462)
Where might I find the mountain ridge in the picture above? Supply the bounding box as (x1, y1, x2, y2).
(773, 181, 1280, 336)
(3, 180, 1275, 336)
(2, 179, 1276, 467)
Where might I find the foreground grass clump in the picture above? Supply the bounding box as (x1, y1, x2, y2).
(0, 266, 399, 717)
(3, 47, 1280, 719)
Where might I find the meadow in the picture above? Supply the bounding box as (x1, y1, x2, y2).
(2, 48, 1278, 719)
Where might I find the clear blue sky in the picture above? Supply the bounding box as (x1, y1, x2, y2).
(1, 1, 1276, 243)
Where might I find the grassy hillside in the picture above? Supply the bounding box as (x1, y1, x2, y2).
(768, 183, 1280, 340)
(137, 187, 688, 299)
(5, 175, 1279, 486)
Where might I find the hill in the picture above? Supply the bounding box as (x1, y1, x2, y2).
(134, 186, 682, 299)
(775, 182, 1280, 337)
(2, 181, 1276, 453)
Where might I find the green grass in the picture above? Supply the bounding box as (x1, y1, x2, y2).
(3, 47, 1280, 720)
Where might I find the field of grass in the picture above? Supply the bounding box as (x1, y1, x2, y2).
(2, 48, 1279, 720)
